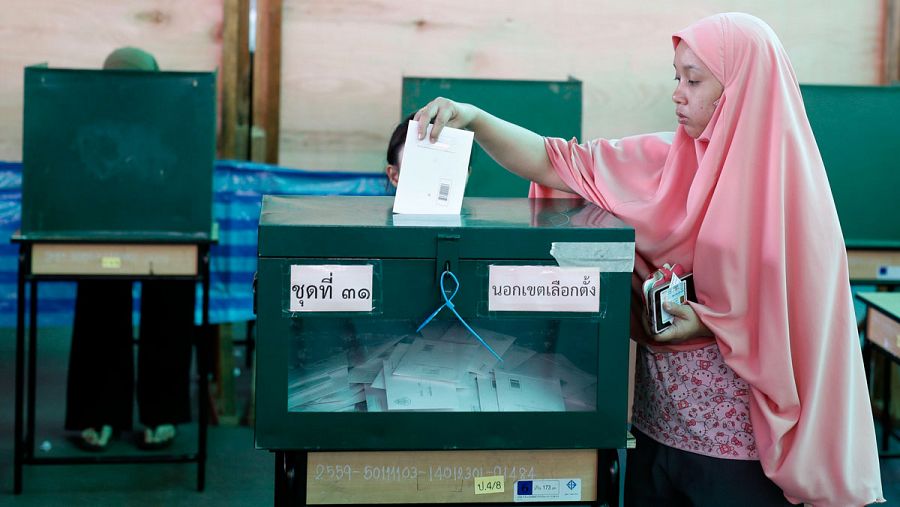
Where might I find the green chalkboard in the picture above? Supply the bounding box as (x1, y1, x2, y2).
(801, 84, 900, 249)
(21, 65, 216, 242)
(402, 77, 581, 198)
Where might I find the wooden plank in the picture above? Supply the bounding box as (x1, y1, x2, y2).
(887, 0, 900, 83)
(868, 307, 900, 359)
(31, 243, 198, 276)
(867, 303, 900, 421)
(220, 0, 252, 159)
(212, 323, 240, 425)
(306, 449, 598, 504)
(847, 250, 900, 282)
(277, 0, 884, 173)
(0, 0, 224, 162)
(252, 0, 283, 164)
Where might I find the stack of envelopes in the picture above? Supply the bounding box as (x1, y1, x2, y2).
(287, 323, 598, 413)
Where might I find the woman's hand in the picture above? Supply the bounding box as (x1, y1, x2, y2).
(412, 96, 573, 193)
(652, 302, 712, 343)
(413, 97, 480, 142)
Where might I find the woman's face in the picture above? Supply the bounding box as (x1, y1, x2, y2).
(672, 43, 724, 138)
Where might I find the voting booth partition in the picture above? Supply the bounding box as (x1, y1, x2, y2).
(800, 84, 900, 253)
(21, 65, 216, 240)
(800, 84, 900, 284)
(255, 195, 634, 505)
(13, 65, 217, 493)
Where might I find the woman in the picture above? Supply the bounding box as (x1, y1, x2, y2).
(413, 13, 882, 507)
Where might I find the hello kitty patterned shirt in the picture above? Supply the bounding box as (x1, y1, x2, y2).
(631, 343, 758, 460)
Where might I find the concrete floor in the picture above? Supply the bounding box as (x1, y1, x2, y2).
(1, 326, 898, 506)
(0, 326, 272, 506)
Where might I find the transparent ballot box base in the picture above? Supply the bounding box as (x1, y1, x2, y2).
(287, 318, 599, 413)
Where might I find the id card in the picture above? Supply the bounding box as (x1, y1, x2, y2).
(660, 273, 687, 325)
(649, 273, 696, 334)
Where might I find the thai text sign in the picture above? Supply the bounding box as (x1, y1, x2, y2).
(488, 266, 599, 312)
(290, 264, 373, 312)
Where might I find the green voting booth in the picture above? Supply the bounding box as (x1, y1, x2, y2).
(255, 195, 634, 504)
(21, 65, 216, 240)
(402, 77, 582, 198)
(799, 84, 900, 284)
(13, 65, 216, 494)
(800, 84, 900, 250)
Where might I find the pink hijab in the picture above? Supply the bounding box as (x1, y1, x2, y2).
(544, 13, 883, 506)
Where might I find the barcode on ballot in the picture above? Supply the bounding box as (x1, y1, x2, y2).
(437, 179, 451, 204)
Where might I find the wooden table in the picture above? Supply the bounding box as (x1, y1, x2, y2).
(857, 291, 900, 458)
(12, 238, 213, 493)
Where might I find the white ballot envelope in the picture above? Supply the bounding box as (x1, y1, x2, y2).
(384, 361, 460, 411)
(392, 338, 478, 384)
(392, 120, 473, 215)
(494, 371, 565, 412)
(476, 376, 500, 412)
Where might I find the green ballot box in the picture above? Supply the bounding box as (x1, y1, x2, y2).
(255, 196, 634, 452)
(21, 65, 216, 241)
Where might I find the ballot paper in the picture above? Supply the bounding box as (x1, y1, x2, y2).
(493, 345, 538, 373)
(348, 336, 405, 384)
(417, 319, 455, 340)
(292, 385, 365, 412)
(370, 342, 409, 389)
(364, 386, 388, 412)
(494, 371, 565, 412)
(384, 360, 460, 411)
(287, 354, 349, 410)
(386, 342, 410, 370)
(456, 373, 481, 412)
(563, 383, 598, 412)
(349, 335, 405, 367)
(512, 353, 596, 398)
(392, 120, 473, 215)
(392, 338, 478, 384)
(476, 376, 500, 412)
(371, 367, 386, 390)
(440, 324, 517, 377)
(547, 354, 597, 397)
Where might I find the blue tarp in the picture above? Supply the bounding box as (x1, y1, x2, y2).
(0, 160, 388, 327)
(0, 160, 881, 327)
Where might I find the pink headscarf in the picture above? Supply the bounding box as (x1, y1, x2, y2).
(544, 13, 883, 506)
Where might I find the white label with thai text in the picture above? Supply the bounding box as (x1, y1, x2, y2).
(488, 266, 599, 312)
(289, 265, 373, 312)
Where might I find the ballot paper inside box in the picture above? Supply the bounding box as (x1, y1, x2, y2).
(255, 195, 634, 451)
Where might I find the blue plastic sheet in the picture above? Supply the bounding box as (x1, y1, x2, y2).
(0, 160, 389, 327)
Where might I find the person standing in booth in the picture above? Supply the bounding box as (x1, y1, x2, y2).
(66, 47, 194, 451)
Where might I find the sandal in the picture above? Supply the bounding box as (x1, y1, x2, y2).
(71, 425, 113, 452)
(136, 424, 176, 450)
